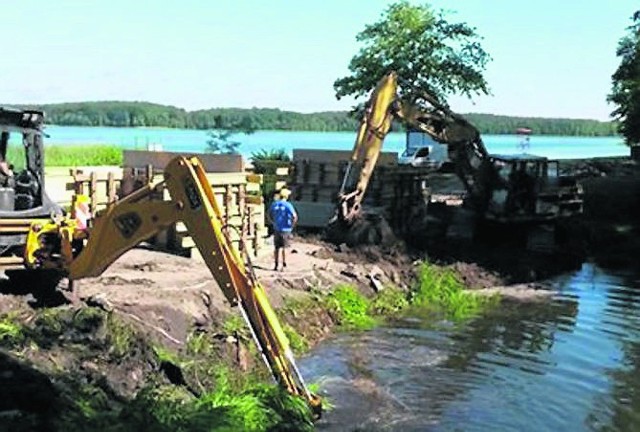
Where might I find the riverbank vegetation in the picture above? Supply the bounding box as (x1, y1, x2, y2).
(10, 102, 618, 136)
(284, 262, 497, 342)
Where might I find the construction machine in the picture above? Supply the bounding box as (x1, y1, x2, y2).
(0, 107, 322, 416)
(328, 72, 583, 247)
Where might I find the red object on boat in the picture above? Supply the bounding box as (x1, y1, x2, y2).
(516, 127, 532, 135)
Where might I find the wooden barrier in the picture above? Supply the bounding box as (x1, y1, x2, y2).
(64, 157, 269, 258)
(289, 149, 432, 229)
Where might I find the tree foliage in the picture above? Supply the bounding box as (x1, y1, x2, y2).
(334, 1, 491, 106)
(609, 11, 640, 145)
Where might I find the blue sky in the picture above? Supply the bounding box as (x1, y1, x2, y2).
(3, 1, 637, 120)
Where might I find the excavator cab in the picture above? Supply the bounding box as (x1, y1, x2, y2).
(486, 154, 582, 222)
(0, 108, 63, 270)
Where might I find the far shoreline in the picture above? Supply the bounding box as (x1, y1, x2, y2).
(43, 123, 623, 139)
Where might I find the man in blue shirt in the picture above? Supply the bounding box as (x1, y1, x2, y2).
(268, 188, 298, 271)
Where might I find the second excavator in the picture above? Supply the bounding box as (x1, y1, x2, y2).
(327, 72, 583, 247)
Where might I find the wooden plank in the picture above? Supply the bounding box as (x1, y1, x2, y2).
(246, 173, 263, 184)
(45, 166, 121, 177)
(275, 167, 290, 176)
(71, 170, 124, 182)
(124, 150, 244, 173)
(246, 195, 264, 205)
(204, 172, 250, 185)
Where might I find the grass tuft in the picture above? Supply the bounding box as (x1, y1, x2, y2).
(411, 262, 497, 321)
(326, 284, 377, 330)
(282, 323, 309, 354)
(105, 313, 136, 359)
(369, 286, 410, 316)
(0, 315, 24, 346)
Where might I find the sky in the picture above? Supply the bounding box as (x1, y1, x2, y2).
(3, 1, 638, 120)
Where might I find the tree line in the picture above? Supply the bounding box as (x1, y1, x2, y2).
(10, 101, 618, 136)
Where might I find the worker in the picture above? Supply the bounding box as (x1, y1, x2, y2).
(268, 187, 298, 271)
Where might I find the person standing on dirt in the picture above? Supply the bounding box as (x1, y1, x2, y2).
(268, 188, 298, 271)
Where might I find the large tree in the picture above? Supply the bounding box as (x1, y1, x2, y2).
(609, 11, 640, 146)
(334, 1, 491, 107)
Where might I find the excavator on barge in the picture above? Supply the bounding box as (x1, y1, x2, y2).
(0, 107, 322, 416)
(327, 72, 584, 247)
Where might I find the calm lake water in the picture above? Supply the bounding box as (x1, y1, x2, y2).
(301, 264, 640, 432)
(42, 126, 629, 160)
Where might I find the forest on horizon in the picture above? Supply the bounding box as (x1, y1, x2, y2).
(8, 101, 619, 137)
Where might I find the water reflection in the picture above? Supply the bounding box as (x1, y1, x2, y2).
(302, 264, 640, 432)
(589, 271, 640, 431)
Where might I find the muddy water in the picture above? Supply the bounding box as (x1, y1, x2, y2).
(301, 263, 640, 431)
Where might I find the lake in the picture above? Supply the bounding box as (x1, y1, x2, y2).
(41, 126, 629, 160)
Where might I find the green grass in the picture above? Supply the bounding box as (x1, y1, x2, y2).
(186, 330, 215, 357)
(7, 144, 123, 168)
(282, 323, 309, 354)
(326, 284, 377, 330)
(369, 286, 410, 316)
(66, 369, 315, 432)
(105, 313, 136, 359)
(222, 313, 247, 336)
(0, 314, 24, 345)
(154, 345, 182, 365)
(411, 262, 498, 321)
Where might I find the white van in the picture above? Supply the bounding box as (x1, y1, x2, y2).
(398, 129, 449, 168)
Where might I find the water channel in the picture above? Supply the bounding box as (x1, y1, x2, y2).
(301, 263, 640, 431)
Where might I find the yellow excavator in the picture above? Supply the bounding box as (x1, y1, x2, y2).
(328, 72, 583, 246)
(0, 108, 321, 416)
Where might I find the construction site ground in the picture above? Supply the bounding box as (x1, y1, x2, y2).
(0, 156, 639, 430)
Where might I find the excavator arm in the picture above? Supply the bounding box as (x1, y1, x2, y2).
(25, 156, 322, 416)
(333, 72, 398, 224)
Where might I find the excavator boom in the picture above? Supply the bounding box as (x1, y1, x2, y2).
(26, 156, 321, 416)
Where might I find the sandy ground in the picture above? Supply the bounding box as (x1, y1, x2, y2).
(66, 238, 416, 348)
